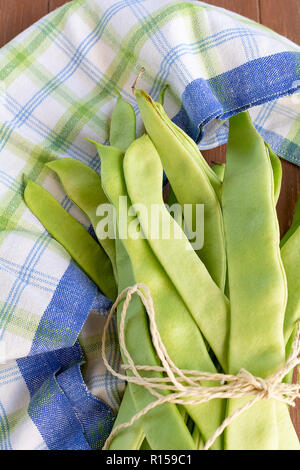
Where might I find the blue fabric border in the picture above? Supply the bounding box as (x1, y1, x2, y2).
(30, 261, 98, 355)
(173, 51, 300, 164)
(17, 342, 114, 450)
(17, 342, 83, 396)
(56, 364, 114, 449)
(26, 374, 91, 450)
(256, 126, 300, 165)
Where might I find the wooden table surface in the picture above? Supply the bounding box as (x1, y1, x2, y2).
(1, 0, 299, 443)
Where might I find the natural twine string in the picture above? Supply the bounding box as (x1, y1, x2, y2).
(102, 283, 300, 450)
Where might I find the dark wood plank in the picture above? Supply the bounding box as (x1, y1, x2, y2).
(203, 0, 260, 21)
(49, 0, 71, 12)
(259, 0, 300, 238)
(260, 0, 300, 45)
(292, 368, 300, 439)
(0, 0, 48, 47)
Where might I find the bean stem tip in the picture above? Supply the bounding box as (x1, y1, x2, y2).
(132, 67, 146, 93)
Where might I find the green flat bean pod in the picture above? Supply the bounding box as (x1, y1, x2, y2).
(211, 163, 225, 182)
(135, 89, 226, 291)
(123, 135, 229, 371)
(123, 135, 230, 447)
(154, 100, 222, 196)
(23, 178, 117, 301)
(113, 236, 197, 450)
(97, 141, 225, 449)
(222, 111, 287, 450)
(280, 194, 300, 247)
(46, 158, 117, 281)
(265, 143, 282, 204)
(282, 226, 300, 343)
(108, 385, 145, 450)
(94, 144, 195, 450)
(110, 96, 136, 152)
(210, 143, 281, 198)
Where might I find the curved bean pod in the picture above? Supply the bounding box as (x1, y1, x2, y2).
(46, 158, 117, 281)
(156, 84, 168, 106)
(47, 144, 145, 447)
(210, 143, 281, 198)
(23, 178, 117, 301)
(135, 90, 226, 290)
(113, 236, 193, 450)
(154, 100, 222, 196)
(210, 153, 297, 448)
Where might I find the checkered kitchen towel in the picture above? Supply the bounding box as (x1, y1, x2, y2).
(0, 0, 299, 450)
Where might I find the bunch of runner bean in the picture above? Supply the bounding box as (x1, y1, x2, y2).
(23, 86, 300, 450)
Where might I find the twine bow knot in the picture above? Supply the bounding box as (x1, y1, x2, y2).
(237, 369, 274, 399)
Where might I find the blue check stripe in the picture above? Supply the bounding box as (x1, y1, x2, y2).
(272, 102, 300, 121)
(0, 0, 144, 154)
(37, 21, 136, 107)
(239, 30, 254, 62)
(0, 364, 19, 376)
(130, 1, 193, 86)
(0, 170, 23, 195)
(231, 16, 260, 61)
(4, 93, 96, 166)
(87, 374, 123, 390)
(0, 256, 58, 293)
(0, 364, 21, 384)
(254, 100, 277, 130)
(150, 28, 267, 98)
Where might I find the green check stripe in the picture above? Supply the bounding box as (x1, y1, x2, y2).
(6, 407, 30, 435)
(55, 2, 206, 146)
(0, 1, 199, 243)
(0, 304, 41, 342)
(0, 2, 76, 85)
